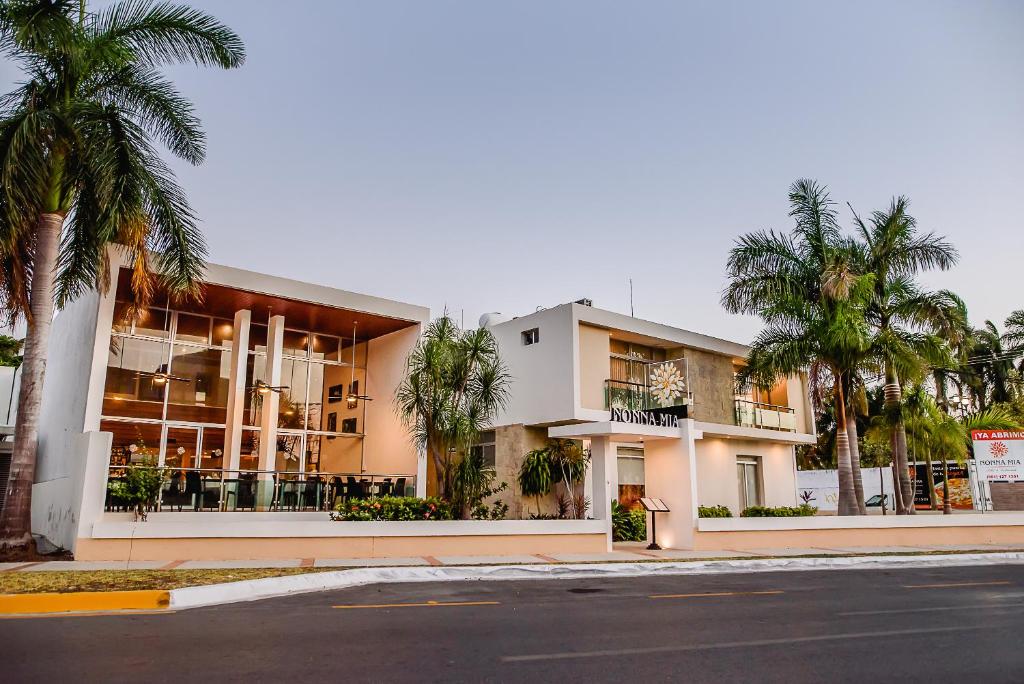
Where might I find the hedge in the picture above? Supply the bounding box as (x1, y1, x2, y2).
(740, 504, 817, 517)
(698, 505, 732, 518)
(331, 496, 454, 521)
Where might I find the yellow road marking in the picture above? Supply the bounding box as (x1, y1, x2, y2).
(333, 600, 500, 609)
(649, 590, 784, 599)
(903, 580, 1012, 589)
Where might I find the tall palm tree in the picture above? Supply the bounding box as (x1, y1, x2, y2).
(850, 196, 958, 514)
(724, 179, 873, 515)
(0, 0, 244, 552)
(395, 315, 511, 500)
(962, 320, 1017, 408)
(1003, 309, 1024, 383)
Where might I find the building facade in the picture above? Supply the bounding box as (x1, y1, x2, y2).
(483, 301, 817, 540)
(31, 253, 430, 555)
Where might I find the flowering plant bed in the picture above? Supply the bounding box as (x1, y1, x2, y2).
(331, 496, 454, 521)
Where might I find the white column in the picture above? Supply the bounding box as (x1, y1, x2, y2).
(643, 420, 701, 549)
(257, 315, 285, 474)
(223, 309, 251, 472)
(590, 436, 615, 551)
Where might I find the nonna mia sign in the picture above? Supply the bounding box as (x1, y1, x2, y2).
(971, 430, 1024, 482)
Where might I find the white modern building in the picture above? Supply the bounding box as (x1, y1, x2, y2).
(31, 252, 434, 557)
(482, 301, 818, 548)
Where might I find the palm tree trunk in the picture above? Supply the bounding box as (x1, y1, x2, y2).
(890, 458, 905, 513)
(923, 448, 937, 510)
(884, 365, 915, 514)
(0, 213, 62, 552)
(835, 381, 857, 516)
(845, 401, 867, 515)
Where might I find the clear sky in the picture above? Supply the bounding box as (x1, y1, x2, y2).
(3, 1, 1022, 343)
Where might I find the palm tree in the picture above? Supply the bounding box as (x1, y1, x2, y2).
(724, 179, 873, 515)
(395, 315, 511, 500)
(915, 398, 1020, 514)
(1005, 309, 1024, 361)
(850, 196, 958, 514)
(967, 320, 1019, 407)
(0, 1, 244, 552)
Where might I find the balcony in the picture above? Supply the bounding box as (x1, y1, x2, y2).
(605, 358, 690, 412)
(734, 399, 797, 432)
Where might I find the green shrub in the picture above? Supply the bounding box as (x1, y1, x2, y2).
(698, 505, 732, 518)
(331, 496, 454, 521)
(611, 501, 647, 542)
(740, 504, 817, 517)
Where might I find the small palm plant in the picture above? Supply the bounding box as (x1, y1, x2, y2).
(0, 0, 244, 552)
(395, 315, 510, 500)
(517, 448, 553, 517)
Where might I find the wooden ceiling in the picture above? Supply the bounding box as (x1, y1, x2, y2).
(115, 269, 417, 341)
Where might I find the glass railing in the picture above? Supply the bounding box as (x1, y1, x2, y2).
(605, 358, 691, 411)
(104, 466, 417, 513)
(734, 399, 797, 432)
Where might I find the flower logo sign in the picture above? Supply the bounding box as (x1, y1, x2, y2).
(649, 363, 686, 407)
(990, 442, 1010, 458)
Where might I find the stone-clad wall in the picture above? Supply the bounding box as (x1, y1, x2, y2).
(493, 424, 560, 519)
(672, 347, 736, 425)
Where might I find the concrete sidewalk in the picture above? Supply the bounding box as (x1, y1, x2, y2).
(4, 542, 1024, 572)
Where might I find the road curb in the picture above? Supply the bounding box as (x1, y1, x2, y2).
(0, 589, 170, 615)
(168, 551, 1024, 611)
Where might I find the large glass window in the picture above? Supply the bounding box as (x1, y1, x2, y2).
(134, 307, 170, 338)
(103, 337, 169, 420)
(243, 353, 267, 426)
(102, 420, 163, 468)
(278, 358, 309, 429)
(166, 344, 231, 423)
(200, 427, 226, 470)
(311, 334, 340, 362)
(240, 430, 261, 471)
(175, 313, 211, 344)
(165, 426, 199, 470)
(102, 296, 375, 483)
(282, 329, 309, 357)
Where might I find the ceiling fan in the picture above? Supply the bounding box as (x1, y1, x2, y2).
(135, 369, 190, 385)
(251, 380, 290, 395)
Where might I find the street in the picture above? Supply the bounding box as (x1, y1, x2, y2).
(4, 564, 1024, 683)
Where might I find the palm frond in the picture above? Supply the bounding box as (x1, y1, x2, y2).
(90, 0, 245, 69)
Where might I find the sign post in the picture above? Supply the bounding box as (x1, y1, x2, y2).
(639, 497, 670, 550)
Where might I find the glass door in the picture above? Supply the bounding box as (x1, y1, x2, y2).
(737, 458, 761, 510)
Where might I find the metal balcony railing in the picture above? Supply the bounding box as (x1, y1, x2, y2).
(604, 358, 690, 411)
(734, 399, 797, 432)
(104, 466, 417, 513)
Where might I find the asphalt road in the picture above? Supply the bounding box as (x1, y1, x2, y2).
(4, 564, 1024, 683)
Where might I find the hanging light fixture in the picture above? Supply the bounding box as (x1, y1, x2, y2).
(346, 321, 372, 407)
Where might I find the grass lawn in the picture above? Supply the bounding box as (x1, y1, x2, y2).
(0, 568, 337, 594)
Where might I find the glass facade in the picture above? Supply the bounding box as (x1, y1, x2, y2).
(102, 297, 370, 479)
